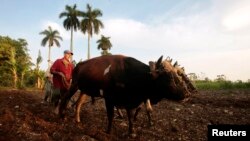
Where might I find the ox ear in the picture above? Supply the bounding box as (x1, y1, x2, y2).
(156, 55, 163, 69)
(149, 61, 159, 79)
(149, 61, 156, 71)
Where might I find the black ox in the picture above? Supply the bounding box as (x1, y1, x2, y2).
(59, 55, 190, 137)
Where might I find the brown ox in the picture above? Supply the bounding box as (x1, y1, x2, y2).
(59, 55, 190, 137)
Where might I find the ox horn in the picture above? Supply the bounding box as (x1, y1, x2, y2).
(165, 56, 173, 63)
(181, 67, 185, 72)
(155, 55, 163, 70)
(173, 61, 179, 67)
(158, 55, 163, 62)
(155, 55, 163, 69)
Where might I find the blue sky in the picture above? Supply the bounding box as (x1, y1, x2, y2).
(1, 0, 250, 81)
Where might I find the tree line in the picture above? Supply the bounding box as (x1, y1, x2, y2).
(187, 73, 250, 90)
(0, 36, 43, 88)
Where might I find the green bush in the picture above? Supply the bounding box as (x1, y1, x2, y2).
(194, 80, 250, 90)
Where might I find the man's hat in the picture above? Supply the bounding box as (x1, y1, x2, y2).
(64, 50, 73, 55)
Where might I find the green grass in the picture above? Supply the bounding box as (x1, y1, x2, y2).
(1, 81, 250, 91)
(194, 80, 250, 90)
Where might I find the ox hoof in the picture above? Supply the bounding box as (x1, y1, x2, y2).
(62, 117, 67, 121)
(106, 129, 112, 134)
(117, 114, 124, 119)
(54, 108, 59, 115)
(59, 114, 65, 119)
(59, 113, 66, 121)
(58, 115, 67, 121)
(148, 121, 154, 127)
(129, 133, 137, 138)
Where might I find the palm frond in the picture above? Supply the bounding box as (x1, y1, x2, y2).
(41, 37, 49, 46)
(39, 30, 50, 35)
(59, 12, 68, 18)
(54, 35, 63, 41)
(93, 20, 104, 34)
(40, 26, 62, 47)
(96, 35, 112, 51)
(60, 4, 81, 31)
(93, 9, 103, 17)
(86, 4, 92, 12)
(53, 39, 61, 47)
(80, 19, 90, 33)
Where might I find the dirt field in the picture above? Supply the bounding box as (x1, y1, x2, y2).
(0, 89, 249, 141)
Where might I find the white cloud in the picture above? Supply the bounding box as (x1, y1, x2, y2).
(179, 49, 250, 81)
(222, 6, 250, 31)
(102, 15, 231, 54)
(212, 0, 250, 32)
(41, 21, 84, 40)
(38, 1, 250, 81)
(102, 19, 153, 49)
(41, 21, 70, 40)
(101, 1, 250, 81)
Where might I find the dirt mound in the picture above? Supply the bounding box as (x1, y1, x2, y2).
(0, 89, 249, 141)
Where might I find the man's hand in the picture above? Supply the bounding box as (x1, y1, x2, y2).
(57, 72, 65, 78)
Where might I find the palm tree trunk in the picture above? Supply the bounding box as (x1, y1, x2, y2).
(38, 77, 42, 89)
(70, 28, 73, 52)
(87, 33, 90, 59)
(36, 67, 39, 88)
(48, 45, 51, 68)
(37, 76, 39, 88)
(21, 72, 24, 88)
(13, 68, 17, 88)
(70, 28, 73, 61)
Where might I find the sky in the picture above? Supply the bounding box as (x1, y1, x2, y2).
(1, 0, 250, 81)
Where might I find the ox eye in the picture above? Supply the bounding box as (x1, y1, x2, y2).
(158, 65, 165, 71)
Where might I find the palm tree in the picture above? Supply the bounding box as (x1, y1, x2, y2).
(80, 4, 104, 59)
(7, 47, 17, 88)
(35, 50, 43, 88)
(40, 26, 62, 67)
(59, 4, 81, 52)
(97, 35, 112, 55)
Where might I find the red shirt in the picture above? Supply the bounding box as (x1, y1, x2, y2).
(50, 57, 74, 89)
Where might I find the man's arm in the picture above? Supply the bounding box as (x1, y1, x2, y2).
(50, 60, 65, 77)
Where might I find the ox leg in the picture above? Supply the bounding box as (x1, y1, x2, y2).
(133, 100, 153, 126)
(59, 84, 78, 118)
(75, 94, 88, 123)
(48, 89, 52, 103)
(105, 100, 114, 134)
(44, 91, 49, 102)
(146, 110, 153, 126)
(126, 109, 136, 138)
(116, 107, 124, 119)
(133, 106, 142, 121)
(145, 99, 153, 126)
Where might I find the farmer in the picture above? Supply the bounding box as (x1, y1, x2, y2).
(43, 70, 53, 102)
(50, 50, 74, 113)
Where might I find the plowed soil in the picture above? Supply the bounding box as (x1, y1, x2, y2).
(0, 89, 249, 141)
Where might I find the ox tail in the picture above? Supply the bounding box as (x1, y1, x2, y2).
(59, 83, 78, 118)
